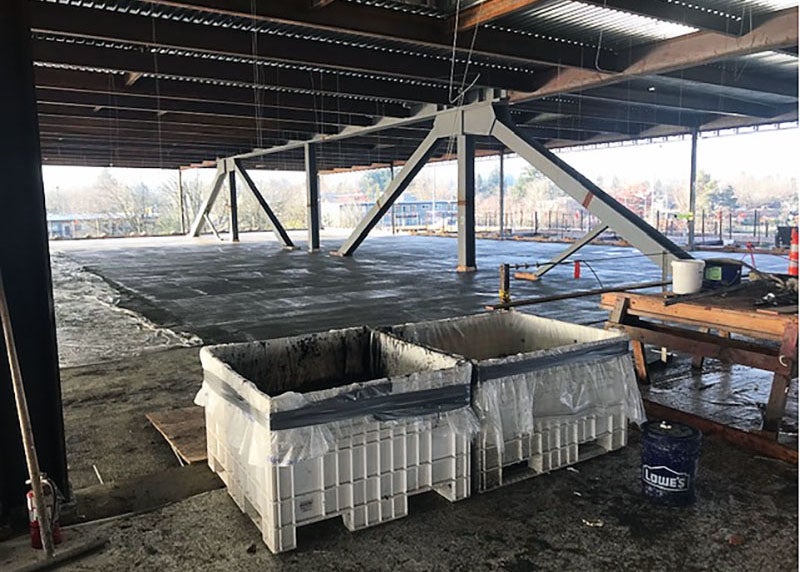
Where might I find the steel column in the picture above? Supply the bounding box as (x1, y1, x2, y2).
(305, 143, 320, 251)
(0, 0, 69, 517)
(390, 163, 397, 235)
(688, 128, 698, 250)
(457, 134, 477, 272)
(498, 151, 505, 237)
(335, 129, 441, 256)
(232, 159, 296, 249)
(228, 168, 239, 242)
(178, 168, 186, 235)
(188, 164, 226, 237)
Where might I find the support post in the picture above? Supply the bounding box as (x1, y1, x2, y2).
(0, 0, 69, 517)
(498, 152, 505, 238)
(457, 134, 476, 273)
(233, 159, 296, 249)
(688, 128, 698, 250)
(763, 323, 798, 433)
(228, 168, 239, 242)
(188, 164, 226, 237)
(390, 163, 396, 235)
(178, 168, 186, 235)
(530, 224, 609, 280)
(305, 143, 320, 251)
(499, 264, 510, 304)
(335, 130, 440, 256)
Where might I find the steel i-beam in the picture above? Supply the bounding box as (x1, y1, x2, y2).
(305, 143, 320, 251)
(188, 164, 226, 237)
(457, 134, 476, 272)
(489, 104, 691, 271)
(228, 167, 239, 242)
(334, 129, 441, 257)
(232, 159, 296, 249)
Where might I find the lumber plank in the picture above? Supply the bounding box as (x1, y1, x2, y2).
(600, 292, 795, 341)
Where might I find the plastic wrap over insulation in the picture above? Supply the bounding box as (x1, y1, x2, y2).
(195, 327, 477, 466)
(389, 312, 646, 453)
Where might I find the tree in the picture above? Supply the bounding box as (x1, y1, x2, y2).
(705, 184, 738, 211)
(359, 168, 391, 200)
(96, 170, 157, 234)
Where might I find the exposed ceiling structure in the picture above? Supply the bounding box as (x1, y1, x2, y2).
(30, 0, 798, 170)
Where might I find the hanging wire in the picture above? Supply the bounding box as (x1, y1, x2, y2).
(250, 0, 264, 149)
(150, 18, 164, 170)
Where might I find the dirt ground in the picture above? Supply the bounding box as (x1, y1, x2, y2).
(8, 346, 782, 570)
(60, 348, 202, 491)
(5, 419, 797, 571)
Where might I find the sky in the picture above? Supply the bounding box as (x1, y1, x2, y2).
(41, 125, 799, 195)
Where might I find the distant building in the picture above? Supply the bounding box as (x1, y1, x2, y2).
(322, 199, 458, 228)
(47, 213, 156, 238)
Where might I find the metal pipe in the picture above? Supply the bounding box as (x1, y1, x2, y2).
(486, 280, 670, 310)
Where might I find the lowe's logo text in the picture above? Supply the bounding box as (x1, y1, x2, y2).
(642, 465, 690, 492)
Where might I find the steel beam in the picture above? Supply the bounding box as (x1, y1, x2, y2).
(510, 7, 798, 101)
(228, 168, 239, 242)
(457, 135, 477, 272)
(489, 104, 691, 270)
(133, 0, 619, 71)
(31, 39, 452, 106)
(0, 0, 69, 517)
(31, 2, 539, 92)
(232, 159, 296, 249)
(305, 144, 320, 252)
(33, 67, 412, 119)
(529, 224, 609, 280)
(335, 129, 442, 256)
(456, 0, 548, 31)
(188, 164, 226, 237)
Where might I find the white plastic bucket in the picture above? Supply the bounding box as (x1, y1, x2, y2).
(671, 259, 705, 294)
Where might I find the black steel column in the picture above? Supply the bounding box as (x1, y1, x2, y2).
(0, 0, 69, 517)
(457, 135, 476, 272)
(498, 151, 505, 237)
(305, 144, 320, 251)
(228, 167, 239, 242)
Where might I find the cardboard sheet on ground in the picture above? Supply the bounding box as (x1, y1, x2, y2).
(146, 407, 207, 465)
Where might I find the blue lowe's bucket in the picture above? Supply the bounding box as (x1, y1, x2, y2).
(641, 421, 702, 506)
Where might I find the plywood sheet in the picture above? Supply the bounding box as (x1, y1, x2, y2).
(146, 406, 207, 465)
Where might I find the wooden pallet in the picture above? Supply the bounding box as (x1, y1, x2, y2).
(146, 406, 207, 465)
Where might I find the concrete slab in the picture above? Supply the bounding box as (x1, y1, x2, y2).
(50, 231, 789, 345)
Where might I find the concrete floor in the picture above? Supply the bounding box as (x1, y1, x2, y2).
(3, 232, 793, 570)
(51, 231, 788, 344)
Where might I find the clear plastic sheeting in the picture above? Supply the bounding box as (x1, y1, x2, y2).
(195, 327, 476, 466)
(51, 253, 201, 367)
(389, 311, 645, 453)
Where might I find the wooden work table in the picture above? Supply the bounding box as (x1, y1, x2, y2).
(600, 288, 798, 441)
